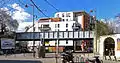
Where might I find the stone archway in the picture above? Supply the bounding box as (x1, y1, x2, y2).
(104, 37, 115, 56)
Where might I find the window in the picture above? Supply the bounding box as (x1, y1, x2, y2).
(58, 24, 60, 28)
(55, 24, 57, 28)
(66, 40, 68, 44)
(63, 19, 64, 21)
(66, 13, 71, 17)
(58, 29, 59, 31)
(57, 14, 59, 17)
(66, 23, 68, 27)
(66, 29, 68, 31)
(62, 13, 64, 17)
(43, 24, 49, 28)
(66, 19, 68, 21)
(55, 24, 60, 28)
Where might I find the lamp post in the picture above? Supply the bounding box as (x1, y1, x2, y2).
(55, 30, 59, 63)
(25, 4, 35, 58)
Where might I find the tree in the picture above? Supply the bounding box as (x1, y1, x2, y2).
(96, 20, 113, 37)
(0, 9, 19, 32)
(0, 9, 19, 37)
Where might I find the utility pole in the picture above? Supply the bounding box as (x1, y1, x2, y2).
(32, 5, 35, 58)
(25, 4, 35, 58)
(56, 30, 59, 63)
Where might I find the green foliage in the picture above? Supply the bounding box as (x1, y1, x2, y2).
(96, 21, 113, 37)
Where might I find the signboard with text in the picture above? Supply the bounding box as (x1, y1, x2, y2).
(1, 38, 15, 49)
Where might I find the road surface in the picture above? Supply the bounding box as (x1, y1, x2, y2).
(0, 53, 119, 63)
(0, 60, 42, 63)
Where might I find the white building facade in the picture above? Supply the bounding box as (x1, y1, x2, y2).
(27, 11, 91, 52)
(54, 12, 74, 21)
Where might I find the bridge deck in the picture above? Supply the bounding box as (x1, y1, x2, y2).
(16, 31, 94, 41)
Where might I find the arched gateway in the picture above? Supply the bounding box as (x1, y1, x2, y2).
(104, 37, 115, 56)
(99, 34, 120, 58)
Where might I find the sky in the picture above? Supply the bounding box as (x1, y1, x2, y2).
(1, 0, 120, 21)
(1, 0, 120, 31)
(18, 0, 120, 20)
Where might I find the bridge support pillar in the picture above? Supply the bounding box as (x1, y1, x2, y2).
(73, 40, 76, 52)
(93, 36, 99, 55)
(38, 39, 45, 58)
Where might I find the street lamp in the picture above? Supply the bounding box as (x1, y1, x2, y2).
(55, 30, 59, 63)
(25, 4, 35, 58)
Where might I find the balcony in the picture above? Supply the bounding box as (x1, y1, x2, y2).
(38, 27, 51, 31)
(72, 22, 81, 31)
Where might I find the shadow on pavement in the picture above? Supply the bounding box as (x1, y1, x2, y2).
(0, 60, 42, 63)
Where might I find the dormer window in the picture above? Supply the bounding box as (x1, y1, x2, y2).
(66, 13, 71, 17)
(62, 13, 64, 17)
(66, 23, 68, 27)
(57, 14, 59, 17)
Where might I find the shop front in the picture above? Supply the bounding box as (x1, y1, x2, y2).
(74, 40, 93, 53)
(45, 40, 73, 53)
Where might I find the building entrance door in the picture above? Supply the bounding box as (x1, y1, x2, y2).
(104, 37, 115, 56)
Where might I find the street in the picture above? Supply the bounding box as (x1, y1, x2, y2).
(0, 53, 119, 63)
(0, 60, 41, 63)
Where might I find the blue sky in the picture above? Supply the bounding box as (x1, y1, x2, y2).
(3, 0, 120, 20)
(16, 0, 120, 20)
